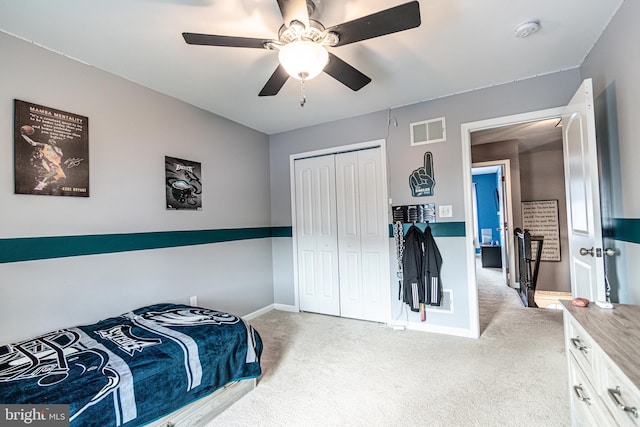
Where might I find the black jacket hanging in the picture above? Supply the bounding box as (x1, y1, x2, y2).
(423, 225, 443, 306)
(401, 225, 425, 312)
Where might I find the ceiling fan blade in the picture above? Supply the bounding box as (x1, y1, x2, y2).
(327, 1, 421, 47)
(183, 33, 271, 49)
(277, 0, 310, 29)
(259, 65, 290, 96)
(324, 53, 371, 91)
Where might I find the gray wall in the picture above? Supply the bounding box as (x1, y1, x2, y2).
(270, 69, 582, 331)
(580, 0, 640, 304)
(0, 33, 274, 344)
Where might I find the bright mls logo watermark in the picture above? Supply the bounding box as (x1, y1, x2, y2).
(1, 405, 69, 426)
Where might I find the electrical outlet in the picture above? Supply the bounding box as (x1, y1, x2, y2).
(439, 205, 453, 218)
(189, 296, 197, 306)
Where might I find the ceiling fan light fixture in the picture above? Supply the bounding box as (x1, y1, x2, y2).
(263, 40, 281, 50)
(278, 40, 328, 80)
(321, 31, 340, 46)
(288, 19, 307, 36)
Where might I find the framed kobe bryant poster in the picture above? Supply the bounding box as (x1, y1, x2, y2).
(14, 99, 89, 197)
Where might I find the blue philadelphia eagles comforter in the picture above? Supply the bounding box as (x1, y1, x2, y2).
(0, 303, 263, 426)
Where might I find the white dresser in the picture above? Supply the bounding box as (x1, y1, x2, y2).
(562, 300, 640, 426)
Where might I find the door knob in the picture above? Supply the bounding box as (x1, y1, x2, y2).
(604, 248, 616, 257)
(580, 247, 594, 256)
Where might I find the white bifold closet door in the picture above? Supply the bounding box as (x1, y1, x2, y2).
(295, 154, 341, 316)
(294, 147, 387, 322)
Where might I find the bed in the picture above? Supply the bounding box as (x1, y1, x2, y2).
(0, 303, 263, 426)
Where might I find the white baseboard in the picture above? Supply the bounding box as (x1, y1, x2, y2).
(243, 303, 299, 320)
(246, 304, 475, 337)
(388, 321, 479, 339)
(274, 303, 298, 312)
(243, 304, 275, 320)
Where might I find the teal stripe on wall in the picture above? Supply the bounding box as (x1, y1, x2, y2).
(610, 218, 640, 244)
(387, 222, 466, 238)
(1, 222, 466, 264)
(0, 227, 275, 264)
(271, 226, 293, 238)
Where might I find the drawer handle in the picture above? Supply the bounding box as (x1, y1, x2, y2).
(574, 385, 591, 405)
(608, 387, 638, 418)
(570, 337, 588, 353)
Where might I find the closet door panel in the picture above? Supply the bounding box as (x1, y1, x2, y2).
(357, 148, 388, 322)
(343, 251, 361, 301)
(294, 156, 340, 316)
(317, 164, 335, 237)
(299, 250, 316, 296)
(361, 158, 383, 236)
(299, 168, 314, 236)
(362, 252, 383, 304)
(340, 161, 359, 237)
(336, 152, 363, 320)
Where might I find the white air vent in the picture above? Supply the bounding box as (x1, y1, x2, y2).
(410, 117, 446, 145)
(424, 289, 454, 314)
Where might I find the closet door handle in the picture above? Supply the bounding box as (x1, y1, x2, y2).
(570, 337, 588, 353)
(608, 387, 638, 418)
(574, 385, 591, 405)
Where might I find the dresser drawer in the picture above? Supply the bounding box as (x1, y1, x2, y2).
(568, 353, 613, 427)
(600, 359, 640, 427)
(562, 301, 640, 427)
(565, 315, 596, 379)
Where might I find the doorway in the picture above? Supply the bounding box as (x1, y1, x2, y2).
(461, 107, 570, 336)
(472, 161, 513, 288)
(469, 113, 573, 307)
(468, 111, 574, 311)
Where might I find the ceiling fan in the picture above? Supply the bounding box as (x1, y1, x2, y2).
(182, 0, 421, 104)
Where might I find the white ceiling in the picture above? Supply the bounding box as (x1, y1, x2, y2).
(0, 0, 623, 135)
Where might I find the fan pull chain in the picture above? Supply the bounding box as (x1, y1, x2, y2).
(300, 79, 306, 107)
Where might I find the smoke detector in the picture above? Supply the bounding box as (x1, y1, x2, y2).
(514, 19, 541, 38)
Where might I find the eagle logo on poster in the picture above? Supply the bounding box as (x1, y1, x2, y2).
(165, 156, 202, 210)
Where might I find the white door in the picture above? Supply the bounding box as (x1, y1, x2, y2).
(496, 165, 509, 285)
(335, 148, 387, 322)
(562, 78, 606, 301)
(294, 155, 340, 315)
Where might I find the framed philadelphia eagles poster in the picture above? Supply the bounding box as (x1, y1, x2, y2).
(14, 99, 89, 197)
(165, 156, 202, 210)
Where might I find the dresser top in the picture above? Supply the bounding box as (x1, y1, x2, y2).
(562, 300, 640, 387)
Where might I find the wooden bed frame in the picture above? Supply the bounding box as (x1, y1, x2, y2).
(148, 378, 256, 427)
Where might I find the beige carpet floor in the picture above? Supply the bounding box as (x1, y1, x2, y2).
(212, 260, 570, 426)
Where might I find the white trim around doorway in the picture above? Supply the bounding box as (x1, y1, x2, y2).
(461, 107, 564, 338)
